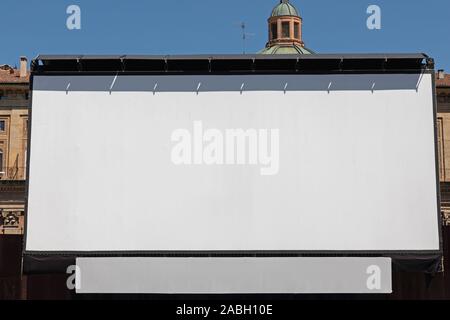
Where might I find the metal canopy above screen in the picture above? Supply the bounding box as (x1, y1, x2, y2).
(31, 53, 433, 74)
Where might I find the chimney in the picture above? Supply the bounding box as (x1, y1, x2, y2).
(438, 69, 445, 80)
(19, 56, 28, 78)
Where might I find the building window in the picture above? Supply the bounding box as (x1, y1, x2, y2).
(23, 119, 28, 135)
(294, 22, 300, 39)
(0, 149, 3, 173)
(282, 22, 290, 38)
(0, 120, 5, 132)
(271, 23, 278, 40)
(438, 94, 449, 104)
(438, 118, 445, 181)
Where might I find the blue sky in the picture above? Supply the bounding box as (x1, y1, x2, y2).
(1, 0, 449, 70)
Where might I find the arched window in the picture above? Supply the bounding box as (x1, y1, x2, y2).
(271, 23, 278, 40)
(294, 22, 300, 39)
(281, 21, 290, 38)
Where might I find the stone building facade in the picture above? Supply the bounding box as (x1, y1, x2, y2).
(0, 57, 29, 235)
(437, 71, 450, 226)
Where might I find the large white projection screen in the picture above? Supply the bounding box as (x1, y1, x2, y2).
(26, 73, 440, 252)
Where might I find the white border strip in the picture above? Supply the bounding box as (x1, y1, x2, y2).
(75, 257, 392, 294)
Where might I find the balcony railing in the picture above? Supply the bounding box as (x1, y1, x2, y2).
(0, 167, 27, 181)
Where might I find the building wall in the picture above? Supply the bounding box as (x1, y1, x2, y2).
(0, 99, 28, 180)
(437, 86, 450, 181)
(437, 75, 450, 227)
(0, 65, 29, 235)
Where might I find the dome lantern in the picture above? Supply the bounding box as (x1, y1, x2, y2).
(260, 0, 314, 54)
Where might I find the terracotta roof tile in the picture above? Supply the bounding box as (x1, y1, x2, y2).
(0, 66, 30, 84)
(436, 73, 450, 88)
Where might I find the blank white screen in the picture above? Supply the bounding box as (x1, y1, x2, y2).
(26, 73, 440, 252)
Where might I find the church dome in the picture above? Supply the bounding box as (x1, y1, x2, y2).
(271, 0, 300, 17)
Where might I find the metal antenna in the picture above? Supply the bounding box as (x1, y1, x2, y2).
(241, 22, 246, 54)
(234, 22, 255, 54)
